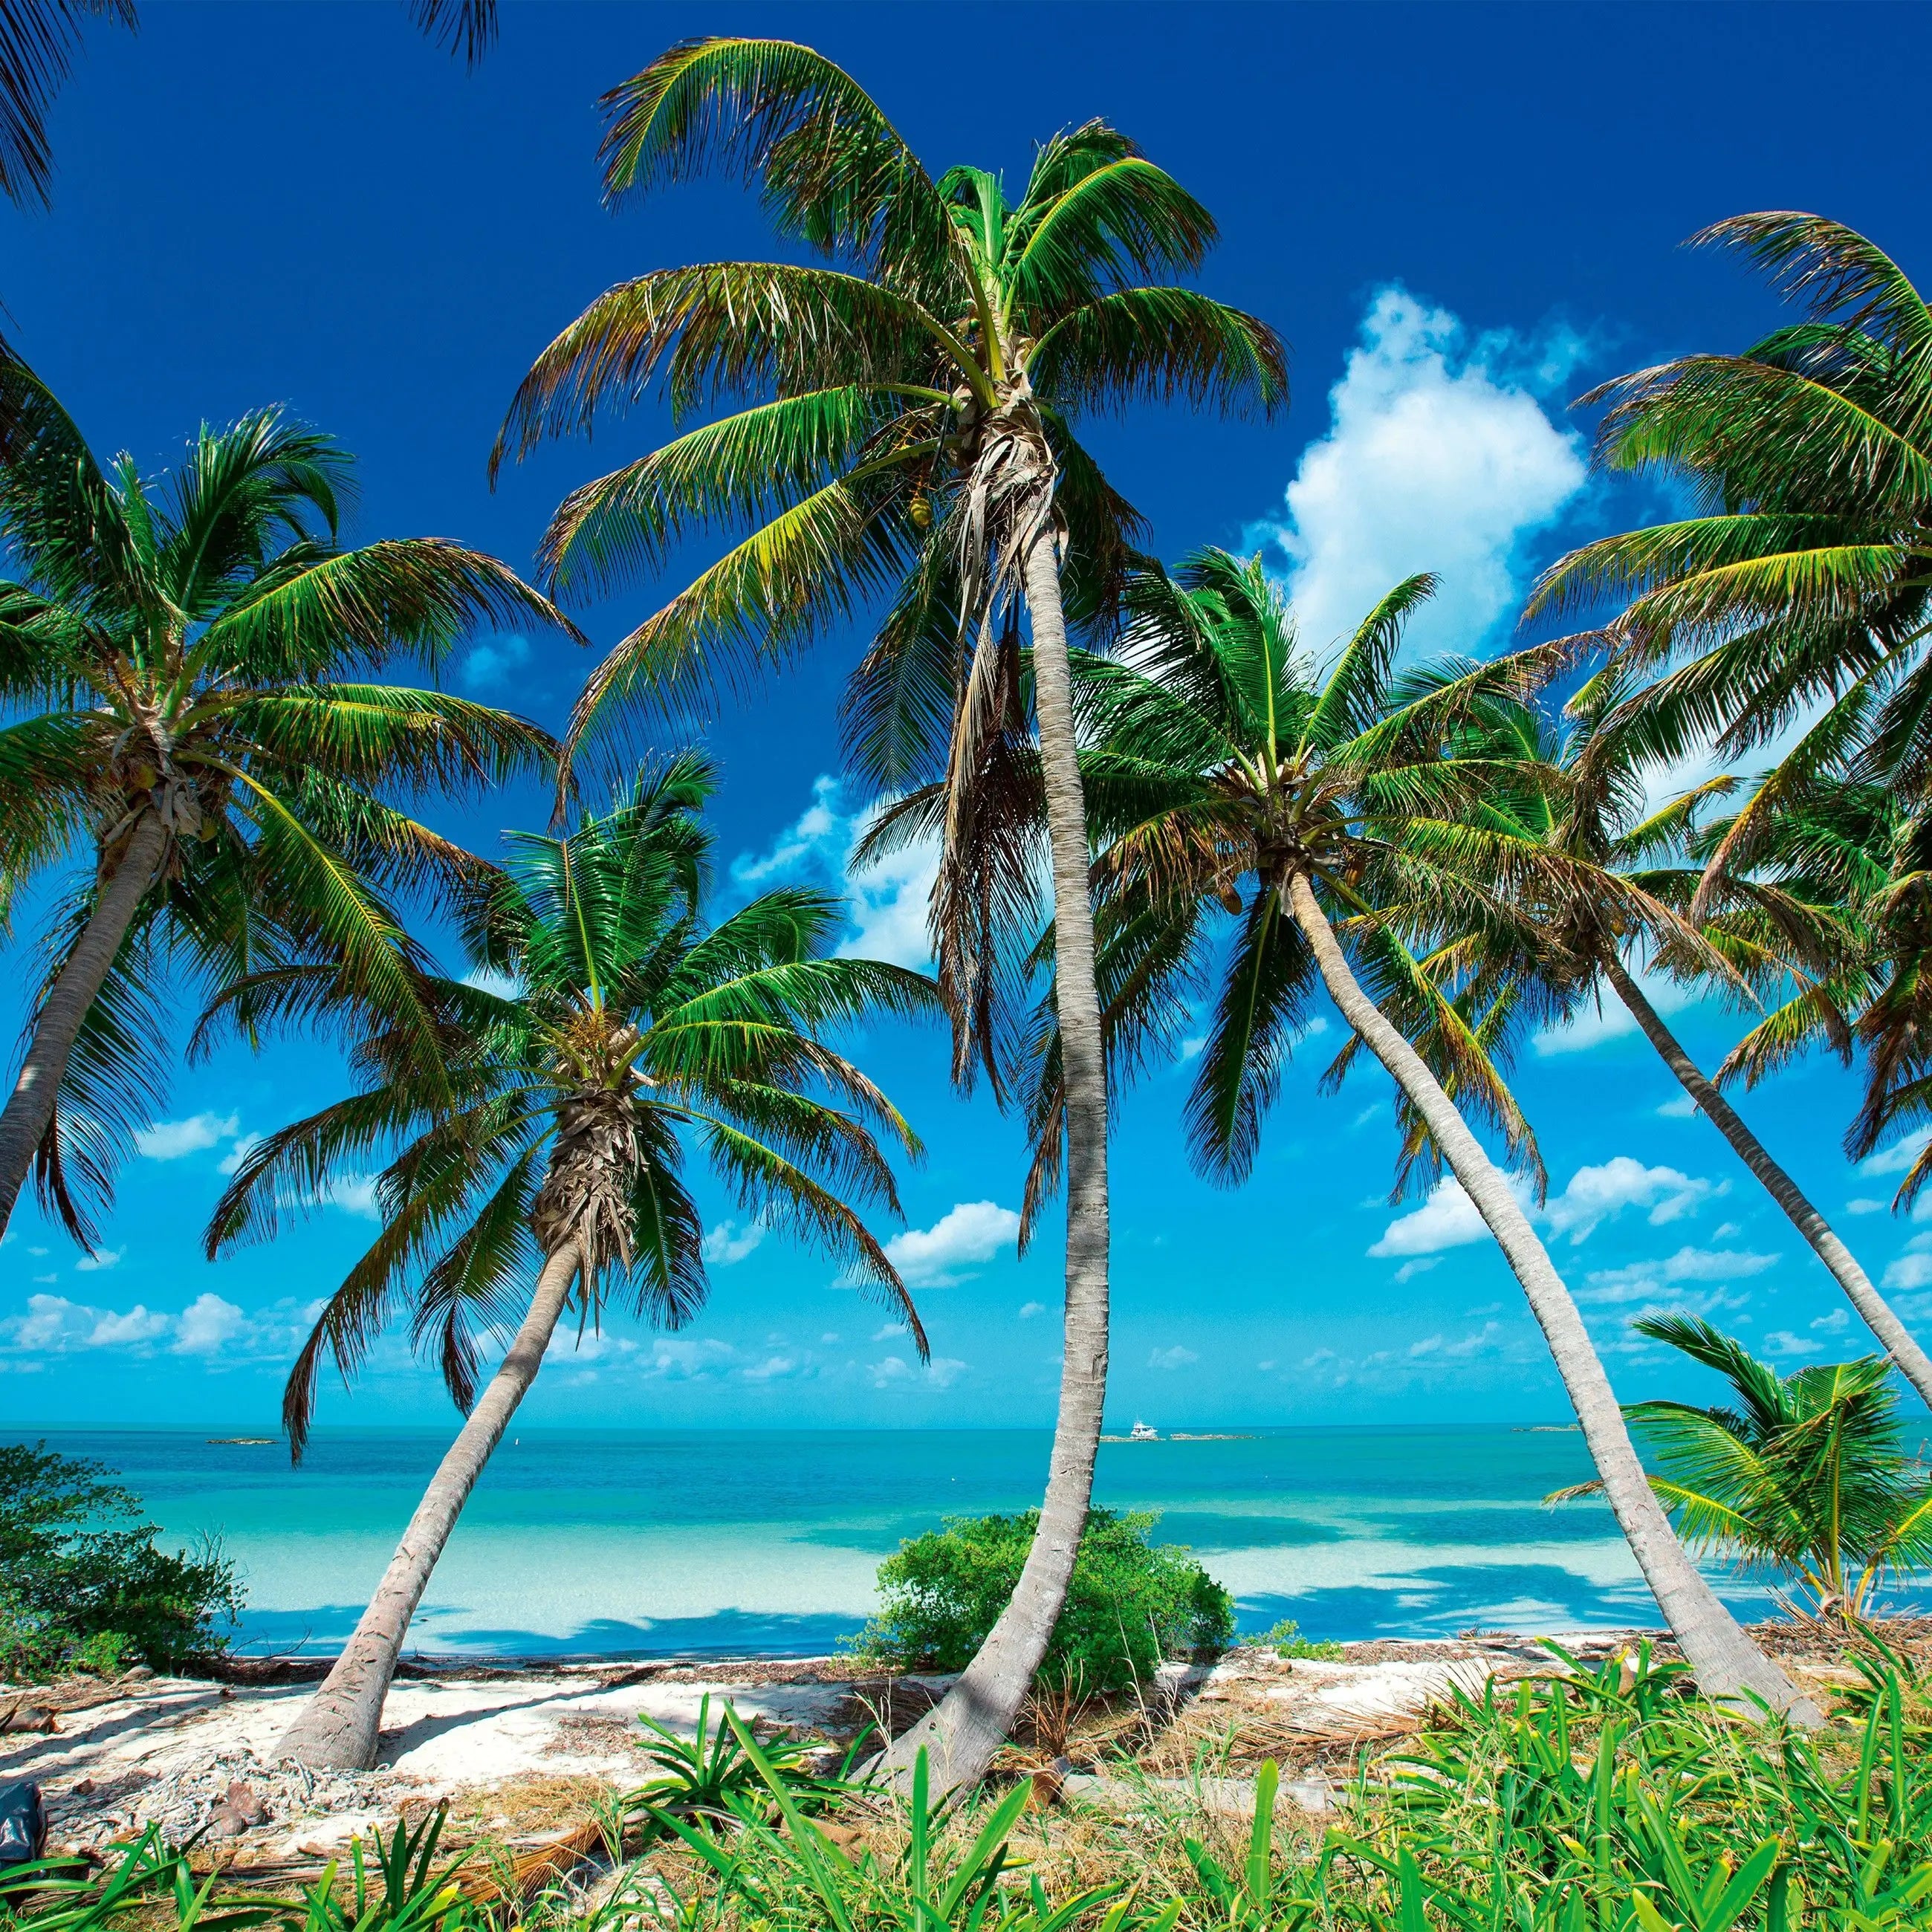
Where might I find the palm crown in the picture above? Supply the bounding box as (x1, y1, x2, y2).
(491, 38, 1286, 797)
(1009, 548, 1592, 1211)
(204, 754, 938, 1455)
(1529, 214, 1932, 890)
(0, 354, 571, 1237)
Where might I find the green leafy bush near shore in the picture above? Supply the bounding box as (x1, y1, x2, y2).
(846, 1508, 1235, 1691)
(0, 1442, 242, 1679)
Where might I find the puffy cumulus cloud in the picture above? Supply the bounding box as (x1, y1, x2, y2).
(1578, 1245, 1780, 1308)
(1252, 286, 1587, 661)
(1149, 1344, 1199, 1369)
(870, 1353, 969, 1390)
(1765, 1310, 1861, 1360)
(1543, 1158, 1714, 1244)
(702, 1218, 766, 1266)
(74, 1248, 123, 1273)
(1657, 1093, 1700, 1120)
(884, 1200, 1021, 1288)
(1372, 1158, 1718, 1260)
(730, 775, 939, 969)
(1017, 1300, 1046, 1320)
(134, 1112, 241, 1161)
(320, 1174, 383, 1221)
(1885, 1251, 1932, 1291)
(0, 1290, 317, 1364)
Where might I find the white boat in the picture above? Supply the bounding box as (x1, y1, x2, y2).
(1129, 1420, 1159, 1442)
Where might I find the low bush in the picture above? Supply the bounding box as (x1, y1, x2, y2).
(1255, 1615, 1343, 1660)
(0, 1442, 242, 1679)
(847, 1508, 1234, 1692)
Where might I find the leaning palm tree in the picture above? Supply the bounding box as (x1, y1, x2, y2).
(1016, 548, 1814, 1717)
(491, 36, 1286, 1796)
(205, 755, 936, 1770)
(1427, 676, 1932, 1413)
(1553, 1314, 1932, 1624)
(0, 351, 572, 1245)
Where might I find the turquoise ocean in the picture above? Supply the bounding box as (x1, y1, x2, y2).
(1, 1426, 1780, 1657)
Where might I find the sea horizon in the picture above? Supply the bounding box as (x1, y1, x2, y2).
(1, 1422, 1810, 1662)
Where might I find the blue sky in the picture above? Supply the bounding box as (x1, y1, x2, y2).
(3, 1, 1931, 1435)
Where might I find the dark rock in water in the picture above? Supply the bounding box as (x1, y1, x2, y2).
(0, 1783, 46, 1868)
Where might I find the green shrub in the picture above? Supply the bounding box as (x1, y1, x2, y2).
(1256, 1615, 1343, 1659)
(0, 1442, 242, 1679)
(847, 1508, 1234, 1692)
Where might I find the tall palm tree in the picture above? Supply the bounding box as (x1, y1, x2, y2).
(0, 0, 493, 209)
(1553, 1314, 1932, 1623)
(0, 351, 572, 1246)
(1526, 213, 1932, 908)
(1019, 548, 1815, 1718)
(205, 755, 937, 1771)
(1427, 677, 1932, 1413)
(491, 36, 1286, 1796)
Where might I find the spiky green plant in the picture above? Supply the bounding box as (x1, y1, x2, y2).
(490, 35, 1287, 1797)
(0, 349, 571, 1249)
(205, 753, 935, 1771)
(1553, 1314, 1932, 1621)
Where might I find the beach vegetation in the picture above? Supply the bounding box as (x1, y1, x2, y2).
(848, 1508, 1235, 1692)
(212, 755, 936, 1771)
(1553, 1314, 1932, 1621)
(622, 1694, 858, 1833)
(0, 1442, 241, 1679)
(1256, 1618, 1343, 1661)
(493, 33, 1286, 1798)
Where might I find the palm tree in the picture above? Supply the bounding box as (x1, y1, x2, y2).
(1020, 547, 1815, 1718)
(0, 351, 572, 1247)
(0, 0, 493, 209)
(1553, 1314, 1932, 1623)
(1526, 213, 1932, 909)
(1427, 677, 1932, 1413)
(490, 36, 1286, 1796)
(205, 755, 937, 1770)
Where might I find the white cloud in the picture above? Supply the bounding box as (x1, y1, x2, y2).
(74, 1247, 123, 1273)
(884, 1200, 1021, 1287)
(1149, 1344, 1199, 1370)
(1393, 1257, 1442, 1283)
(134, 1112, 240, 1161)
(1578, 1245, 1780, 1307)
(1656, 1093, 1699, 1119)
(1886, 1253, 1932, 1291)
(740, 1355, 800, 1382)
(217, 1134, 263, 1177)
(1543, 1157, 1714, 1243)
(1017, 1300, 1046, 1320)
(1863, 1128, 1932, 1178)
(702, 1218, 765, 1266)
(1254, 285, 1586, 660)
(82, 1302, 171, 1347)
(1371, 1157, 1717, 1260)
(871, 1322, 907, 1341)
(1847, 1198, 1887, 1216)
(1812, 1309, 1850, 1335)
(1533, 971, 1696, 1057)
(459, 632, 530, 693)
(1369, 1176, 1494, 1257)
(172, 1293, 246, 1355)
(731, 774, 941, 970)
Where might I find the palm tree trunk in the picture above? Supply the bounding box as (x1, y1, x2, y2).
(881, 531, 1111, 1799)
(277, 1238, 581, 1770)
(1288, 875, 1818, 1721)
(0, 811, 169, 1237)
(1601, 955, 1932, 1413)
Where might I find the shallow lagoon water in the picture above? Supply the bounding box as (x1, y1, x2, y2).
(3, 1424, 1776, 1656)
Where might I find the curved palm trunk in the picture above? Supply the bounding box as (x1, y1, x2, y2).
(1602, 956, 1932, 1413)
(1290, 875, 1817, 1721)
(277, 1239, 581, 1771)
(881, 532, 1111, 1799)
(0, 812, 169, 1236)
